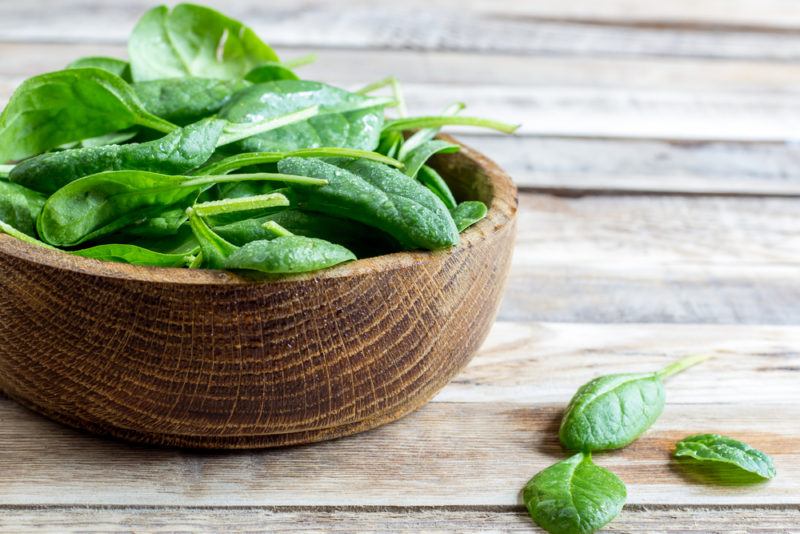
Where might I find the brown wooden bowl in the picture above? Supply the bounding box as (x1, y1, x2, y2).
(0, 136, 517, 449)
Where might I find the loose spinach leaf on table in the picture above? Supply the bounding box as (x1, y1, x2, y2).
(0, 180, 47, 236)
(674, 434, 776, 480)
(129, 3, 279, 81)
(67, 56, 132, 81)
(37, 170, 325, 246)
(523, 452, 626, 534)
(132, 78, 250, 125)
(559, 355, 711, 452)
(278, 157, 459, 250)
(0, 68, 176, 163)
(219, 80, 392, 153)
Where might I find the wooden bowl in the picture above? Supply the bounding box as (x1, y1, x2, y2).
(0, 136, 517, 449)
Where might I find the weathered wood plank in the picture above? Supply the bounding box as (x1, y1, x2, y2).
(468, 136, 800, 195)
(0, 397, 796, 506)
(1, 505, 799, 533)
(499, 193, 800, 323)
(4, 1, 800, 61)
(438, 322, 800, 404)
(0, 321, 797, 507)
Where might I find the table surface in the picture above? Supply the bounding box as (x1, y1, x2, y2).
(2, 1, 800, 532)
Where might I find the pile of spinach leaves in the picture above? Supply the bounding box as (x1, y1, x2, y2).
(0, 3, 518, 275)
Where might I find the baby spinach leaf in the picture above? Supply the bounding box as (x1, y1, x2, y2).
(417, 165, 457, 210)
(194, 147, 402, 176)
(128, 3, 279, 81)
(225, 235, 356, 274)
(72, 243, 197, 267)
(0, 68, 177, 163)
(11, 118, 227, 194)
(559, 355, 711, 452)
(674, 434, 776, 480)
(219, 80, 391, 153)
(186, 207, 238, 269)
(451, 201, 487, 232)
(244, 62, 299, 83)
(67, 56, 132, 81)
(38, 170, 326, 246)
(401, 140, 460, 178)
(0, 219, 57, 249)
(523, 452, 626, 534)
(213, 209, 394, 257)
(121, 207, 190, 238)
(278, 157, 459, 250)
(133, 78, 250, 125)
(0, 180, 47, 236)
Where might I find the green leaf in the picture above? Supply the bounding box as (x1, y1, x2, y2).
(401, 140, 460, 178)
(0, 180, 47, 236)
(0, 219, 57, 250)
(37, 170, 326, 246)
(132, 78, 250, 125)
(451, 201, 487, 232)
(10, 118, 226, 194)
(397, 101, 464, 160)
(219, 80, 391, 153)
(674, 434, 776, 480)
(523, 453, 626, 534)
(559, 355, 711, 452)
(278, 157, 459, 250)
(186, 207, 238, 269)
(128, 3, 279, 81)
(417, 165, 457, 210)
(67, 56, 132, 81)
(225, 235, 356, 274)
(72, 243, 197, 267)
(0, 68, 176, 163)
(213, 209, 394, 257)
(244, 62, 299, 83)
(194, 147, 402, 176)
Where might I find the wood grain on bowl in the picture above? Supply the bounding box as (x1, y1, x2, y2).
(0, 136, 517, 448)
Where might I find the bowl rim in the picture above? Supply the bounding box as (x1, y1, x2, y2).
(0, 134, 518, 285)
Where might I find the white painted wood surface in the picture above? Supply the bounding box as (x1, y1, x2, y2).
(1, 1, 799, 532)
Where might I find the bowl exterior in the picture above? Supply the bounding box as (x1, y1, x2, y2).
(0, 145, 516, 448)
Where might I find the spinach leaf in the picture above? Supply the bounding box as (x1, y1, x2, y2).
(0, 68, 176, 163)
(128, 3, 279, 81)
(417, 165, 457, 210)
(72, 243, 198, 267)
(523, 452, 626, 534)
(11, 118, 227, 194)
(0, 219, 56, 249)
(0, 165, 13, 178)
(121, 207, 190, 239)
(397, 101, 464, 161)
(245, 62, 299, 83)
(451, 201, 487, 232)
(225, 235, 356, 274)
(0, 180, 47, 236)
(401, 140, 460, 178)
(67, 56, 132, 81)
(219, 80, 391, 153)
(37, 170, 326, 246)
(674, 434, 776, 480)
(214, 209, 394, 257)
(132, 78, 250, 125)
(186, 207, 238, 269)
(278, 157, 459, 250)
(559, 355, 711, 452)
(194, 147, 402, 175)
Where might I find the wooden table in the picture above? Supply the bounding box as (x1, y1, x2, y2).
(1, 1, 799, 531)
